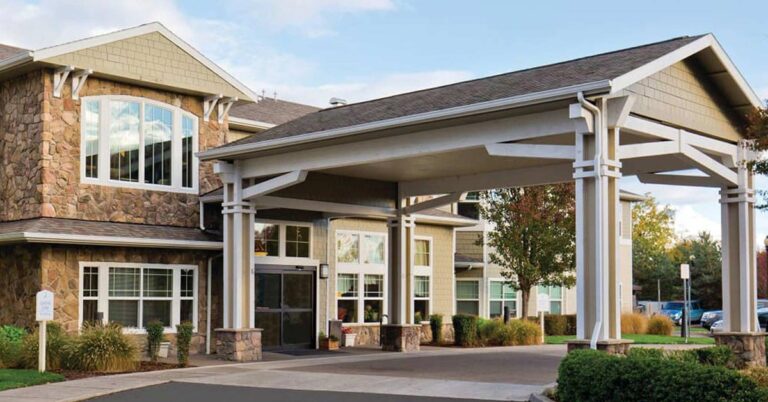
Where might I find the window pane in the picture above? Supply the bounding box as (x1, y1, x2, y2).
(82, 300, 99, 325)
(490, 282, 502, 300)
(83, 100, 100, 178)
(109, 300, 138, 327)
(143, 268, 173, 298)
(456, 281, 479, 299)
(364, 274, 383, 298)
(255, 273, 281, 309)
(362, 234, 385, 264)
(180, 269, 194, 298)
(254, 223, 279, 257)
(337, 274, 358, 297)
(109, 101, 140, 182)
(414, 276, 430, 298)
(83, 266, 99, 297)
(550, 286, 562, 299)
(180, 300, 194, 324)
(337, 299, 357, 323)
(336, 232, 359, 263)
(109, 267, 140, 297)
(415, 239, 430, 266)
(490, 301, 502, 318)
(144, 104, 173, 186)
(505, 301, 517, 317)
(285, 226, 310, 258)
(503, 284, 517, 300)
(414, 300, 429, 322)
(142, 300, 171, 327)
(181, 115, 195, 188)
(284, 274, 312, 309)
(363, 299, 382, 323)
(456, 301, 479, 316)
(550, 301, 562, 315)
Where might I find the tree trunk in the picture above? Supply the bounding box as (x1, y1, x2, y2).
(521, 287, 531, 319)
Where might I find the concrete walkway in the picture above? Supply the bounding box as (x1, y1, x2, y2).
(0, 345, 566, 402)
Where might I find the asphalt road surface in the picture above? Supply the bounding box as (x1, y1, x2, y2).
(90, 382, 496, 402)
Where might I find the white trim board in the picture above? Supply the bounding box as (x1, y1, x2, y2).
(0, 232, 222, 250)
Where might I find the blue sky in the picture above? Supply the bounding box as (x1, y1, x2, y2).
(1, 0, 767, 243)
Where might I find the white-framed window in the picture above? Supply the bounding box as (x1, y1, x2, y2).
(78, 262, 198, 333)
(539, 285, 563, 314)
(413, 236, 432, 323)
(489, 280, 518, 318)
(335, 230, 387, 324)
(455, 279, 480, 316)
(254, 220, 313, 264)
(80, 96, 199, 193)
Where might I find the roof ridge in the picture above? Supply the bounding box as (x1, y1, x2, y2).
(34, 216, 203, 230)
(314, 35, 706, 113)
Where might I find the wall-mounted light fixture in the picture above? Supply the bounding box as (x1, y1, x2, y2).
(319, 263, 329, 279)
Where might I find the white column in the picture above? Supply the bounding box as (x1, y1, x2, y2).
(387, 214, 413, 325)
(720, 141, 758, 333)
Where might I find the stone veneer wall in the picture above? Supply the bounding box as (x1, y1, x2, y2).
(40, 73, 228, 227)
(0, 71, 45, 221)
(40, 244, 215, 353)
(0, 245, 43, 328)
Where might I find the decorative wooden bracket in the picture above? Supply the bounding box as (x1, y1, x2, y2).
(203, 94, 223, 122)
(71, 69, 93, 100)
(53, 65, 74, 98)
(217, 96, 239, 124)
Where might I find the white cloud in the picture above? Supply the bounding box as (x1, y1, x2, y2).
(671, 205, 721, 241)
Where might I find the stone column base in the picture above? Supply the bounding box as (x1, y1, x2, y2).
(567, 339, 634, 355)
(714, 332, 766, 368)
(381, 324, 421, 352)
(215, 328, 263, 361)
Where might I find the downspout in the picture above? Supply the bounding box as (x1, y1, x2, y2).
(577, 92, 603, 350)
(206, 253, 222, 354)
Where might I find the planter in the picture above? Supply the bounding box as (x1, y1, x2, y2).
(320, 338, 340, 350)
(343, 333, 357, 347)
(158, 342, 171, 358)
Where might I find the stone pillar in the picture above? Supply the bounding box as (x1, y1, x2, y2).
(383, 212, 420, 351)
(381, 323, 421, 352)
(716, 141, 763, 367)
(215, 328, 262, 361)
(568, 98, 628, 352)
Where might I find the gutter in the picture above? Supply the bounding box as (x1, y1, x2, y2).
(228, 116, 276, 132)
(0, 232, 223, 250)
(0, 51, 33, 72)
(199, 80, 612, 160)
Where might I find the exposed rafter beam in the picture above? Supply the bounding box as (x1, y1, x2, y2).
(680, 144, 738, 185)
(619, 141, 679, 160)
(606, 95, 635, 128)
(242, 170, 307, 200)
(623, 115, 678, 141)
(71, 68, 93, 100)
(638, 173, 722, 188)
(401, 193, 461, 215)
(217, 96, 239, 124)
(400, 163, 572, 197)
(485, 143, 575, 160)
(253, 196, 396, 217)
(569, 103, 594, 134)
(53, 65, 74, 98)
(203, 94, 223, 122)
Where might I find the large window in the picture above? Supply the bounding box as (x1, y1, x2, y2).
(254, 221, 312, 260)
(79, 262, 197, 332)
(336, 230, 387, 324)
(81, 96, 198, 192)
(414, 276, 430, 322)
(413, 237, 432, 323)
(490, 280, 518, 318)
(456, 280, 480, 316)
(539, 285, 563, 314)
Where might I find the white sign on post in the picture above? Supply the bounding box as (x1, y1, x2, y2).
(680, 264, 690, 280)
(537, 294, 551, 313)
(36, 290, 54, 373)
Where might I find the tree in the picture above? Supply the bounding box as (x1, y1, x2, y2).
(631, 196, 678, 301)
(758, 250, 768, 299)
(669, 232, 722, 310)
(744, 106, 768, 209)
(478, 184, 576, 317)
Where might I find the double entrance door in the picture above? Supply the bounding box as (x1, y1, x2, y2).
(254, 267, 315, 349)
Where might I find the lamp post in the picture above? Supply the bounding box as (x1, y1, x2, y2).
(763, 236, 768, 299)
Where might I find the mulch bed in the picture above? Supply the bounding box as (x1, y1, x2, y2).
(53, 361, 190, 380)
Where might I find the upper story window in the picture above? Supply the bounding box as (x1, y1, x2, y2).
(81, 96, 198, 193)
(254, 221, 312, 261)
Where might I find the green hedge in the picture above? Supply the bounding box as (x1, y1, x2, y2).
(525, 314, 577, 336)
(429, 314, 443, 344)
(558, 349, 768, 402)
(452, 315, 478, 347)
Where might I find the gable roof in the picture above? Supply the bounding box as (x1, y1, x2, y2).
(0, 22, 259, 101)
(0, 44, 28, 62)
(202, 34, 762, 160)
(229, 98, 321, 126)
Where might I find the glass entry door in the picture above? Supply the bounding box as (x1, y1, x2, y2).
(254, 269, 315, 349)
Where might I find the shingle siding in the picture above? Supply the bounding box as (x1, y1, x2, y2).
(456, 231, 483, 261)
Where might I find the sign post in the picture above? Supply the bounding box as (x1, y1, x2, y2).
(680, 264, 690, 343)
(36, 290, 54, 373)
(537, 293, 551, 344)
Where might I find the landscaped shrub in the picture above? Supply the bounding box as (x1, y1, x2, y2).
(544, 314, 568, 336)
(693, 346, 737, 368)
(477, 318, 511, 346)
(628, 346, 736, 368)
(508, 319, 542, 345)
(620, 313, 648, 334)
(429, 314, 443, 344)
(742, 367, 768, 388)
(145, 320, 165, 362)
(67, 322, 137, 372)
(452, 314, 478, 347)
(176, 321, 194, 367)
(564, 314, 577, 335)
(20, 322, 72, 370)
(557, 349, 768, 402)
(0, 325, 26, 368)
(646, 315, 674, 335)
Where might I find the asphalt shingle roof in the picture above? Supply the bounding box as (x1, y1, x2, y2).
(215, 35, 703, 151)
(229, 98, 321, 126)
(0, 43, 28, 62)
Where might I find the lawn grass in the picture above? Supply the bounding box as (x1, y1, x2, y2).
(0, 369, 65, 391)
(545, 334, 715, 345)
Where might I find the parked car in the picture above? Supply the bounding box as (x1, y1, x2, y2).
(759, 299, 768, 310)
(710, 319, 725, 334)
(660, 301, 705, 324)
(700, 310, 722, 330)
(757, 308, 768, 331)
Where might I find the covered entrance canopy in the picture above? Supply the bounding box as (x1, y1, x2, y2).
(200, 34, 763, 350)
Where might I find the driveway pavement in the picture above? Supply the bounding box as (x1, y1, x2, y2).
(0, 345, 566, 402)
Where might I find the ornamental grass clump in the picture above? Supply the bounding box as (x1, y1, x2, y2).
(508, 319, 542, 345)
(176, 321, 194, 367)
(620, 313, 648, 335)
(20, 322, 72, 371)
(646, 315, 674, 336)
(68, 322, 137, 372)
